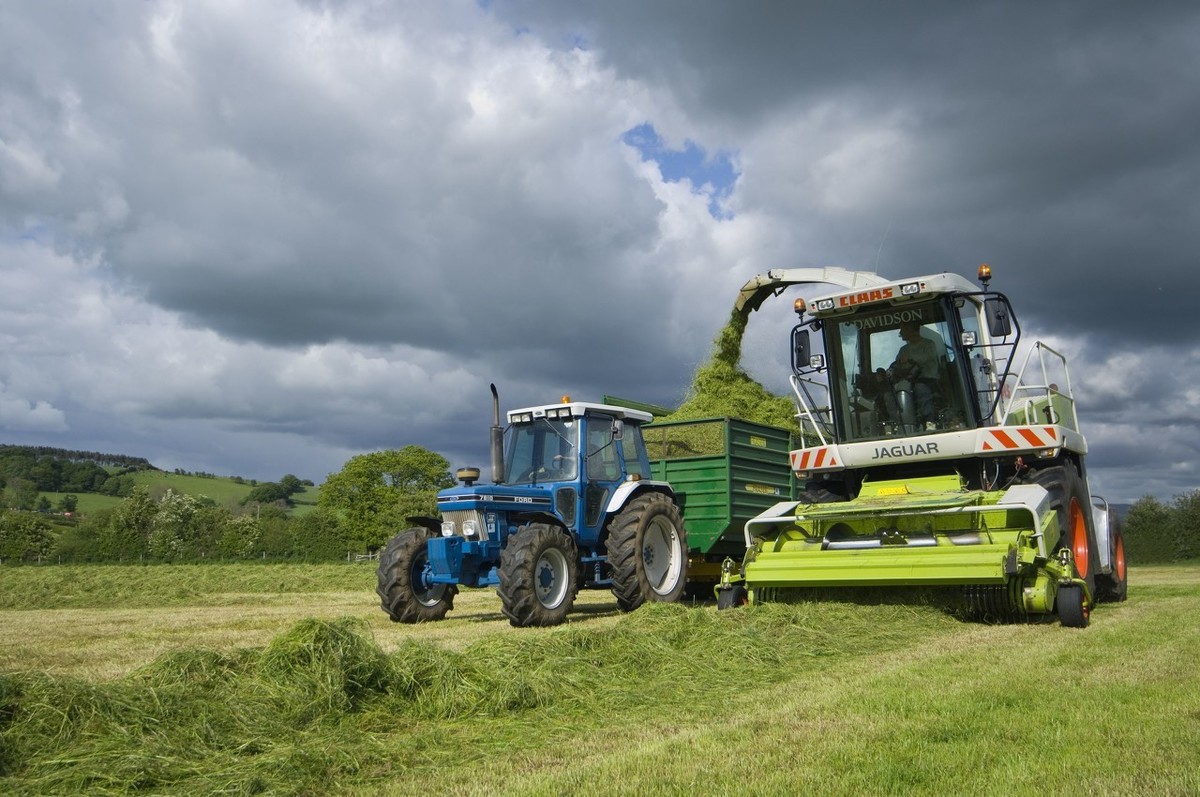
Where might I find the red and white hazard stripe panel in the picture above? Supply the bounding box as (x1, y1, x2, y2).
(978, 425, 1060, 452)
(791, 446, 842, 472)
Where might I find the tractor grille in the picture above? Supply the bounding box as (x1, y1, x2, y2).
(441, 509, 488, 540)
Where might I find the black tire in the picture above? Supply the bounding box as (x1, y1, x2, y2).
(497, 523, 578, 627)
(607, 492, 688, 612)
(716, 584, 748, 610)
(1057, 583, 1090, 628)
(1096, 530, 1129, 603)
(376, 528, 457, 623)
(1031, 465, 1097, 597)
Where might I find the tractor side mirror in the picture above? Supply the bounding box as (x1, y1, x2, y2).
(984, 298, 1012, 337)
(611, 419, 624, 441)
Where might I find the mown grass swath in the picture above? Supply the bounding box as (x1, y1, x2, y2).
(2, 566, 1199, 795)
(0, 603, 950, 795)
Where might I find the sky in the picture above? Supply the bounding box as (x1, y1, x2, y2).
(1, 0, 1198, 504)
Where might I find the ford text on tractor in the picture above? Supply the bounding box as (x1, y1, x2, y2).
(377, 386, 688, 627)
(717, 265, 1127, 626)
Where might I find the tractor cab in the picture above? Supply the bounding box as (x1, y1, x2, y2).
(493, 399, 654, 547)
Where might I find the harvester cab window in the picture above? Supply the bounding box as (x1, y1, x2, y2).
(832, 299, 972, 442)
(505, 417, 579, 485)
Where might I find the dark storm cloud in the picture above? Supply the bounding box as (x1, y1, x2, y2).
(493, 0, 1200, 344)
(2, 0, 1197, 502)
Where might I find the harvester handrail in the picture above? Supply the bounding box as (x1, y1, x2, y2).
(789, 373, 834, 447)
(1000, 341, 1080, 432)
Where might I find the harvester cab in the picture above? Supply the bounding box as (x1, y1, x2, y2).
(377, 386, 688, 628)
(720, 265, 1127, 626)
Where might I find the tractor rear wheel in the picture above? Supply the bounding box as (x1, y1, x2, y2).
(607, 493, 688, 612)
(1096, 530, 1128, 602)
(377, 528, 457, 623)
(498, 523, 577, 627)
(1032, 464, 1097, 597)
(1056, 583, 1090, 628)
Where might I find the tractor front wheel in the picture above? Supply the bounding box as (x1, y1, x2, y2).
(607, 492, 688, 612)
(377, 528, 457, 623)
(497, 523, 578, 627)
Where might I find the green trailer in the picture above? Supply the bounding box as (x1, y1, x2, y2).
(641, 417, 796, 593)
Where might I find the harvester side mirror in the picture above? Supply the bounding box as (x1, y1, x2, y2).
(791, 327, 811, 374)
(984, 298, 1012, 338)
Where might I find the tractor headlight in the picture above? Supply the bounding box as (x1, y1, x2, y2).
(461, 519, 479, 537)
(441, 521, 456, 537)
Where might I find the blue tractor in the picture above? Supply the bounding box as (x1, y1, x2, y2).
(376, 386, 689, 627)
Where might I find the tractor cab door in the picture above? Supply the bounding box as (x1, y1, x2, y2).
(581, 412, 625, 536)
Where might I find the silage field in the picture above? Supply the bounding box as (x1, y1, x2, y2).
(1, 563, 1198, 796)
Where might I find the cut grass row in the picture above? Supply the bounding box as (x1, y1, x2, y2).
(1, 563, 1197, 795)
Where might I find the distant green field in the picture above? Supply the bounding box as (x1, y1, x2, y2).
(39, 472, 321, 517)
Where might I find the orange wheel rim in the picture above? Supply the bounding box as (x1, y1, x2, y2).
(1115, 535, 1126, 581)
(1069, 498, 1090, 579)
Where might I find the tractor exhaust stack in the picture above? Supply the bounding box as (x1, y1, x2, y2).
(490, 383, 506, 484)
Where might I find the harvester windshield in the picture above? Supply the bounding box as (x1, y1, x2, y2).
(506, 418, 580, 484)
(827, 298, 974, 442)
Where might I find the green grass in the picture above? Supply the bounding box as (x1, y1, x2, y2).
(1, 563, 1196, 795)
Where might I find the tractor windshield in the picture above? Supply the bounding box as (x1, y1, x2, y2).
(825, 298, 974, 443)
(506, 417, 580, 484)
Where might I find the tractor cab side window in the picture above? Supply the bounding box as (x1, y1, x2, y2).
(586, 414, 621, 482)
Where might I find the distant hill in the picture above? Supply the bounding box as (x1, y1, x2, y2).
(1, 443, 318, 514)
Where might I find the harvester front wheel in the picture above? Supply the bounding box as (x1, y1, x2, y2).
(607, 493, 688, 611)
(498, 523, 577, 627)
(716, 584, 748, 610)
(377, 528, 457, 623)
(1032, 465, 1097, 596)
(1057, 583, 1090, 628)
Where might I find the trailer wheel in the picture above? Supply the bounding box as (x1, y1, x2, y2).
(1096, 531, 1128, 603)
(607, 493, 688, 611)
(377, 528, 457, 623)
(716, 584, 749, 610)
(498, 523, 577, 627)
(1032, 465, 1097, 597)
(1056, 583, 1090, 628)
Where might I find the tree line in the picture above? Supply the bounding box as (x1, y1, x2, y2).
(1122, 491, 1200, 563)
(0, 445, 152, 500)
(0, 446, 452, 564)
